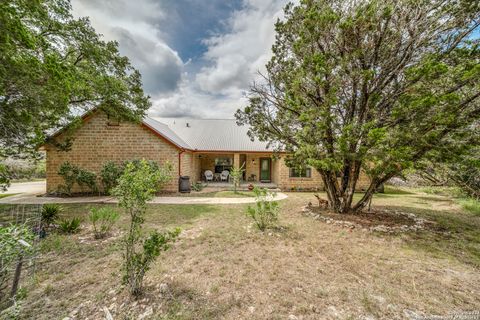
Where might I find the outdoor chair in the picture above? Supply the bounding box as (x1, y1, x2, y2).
(220, 170, 229, 181)
(204, 170, 214, 182)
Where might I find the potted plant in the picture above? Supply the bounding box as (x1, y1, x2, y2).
(248, 184, 254, 191)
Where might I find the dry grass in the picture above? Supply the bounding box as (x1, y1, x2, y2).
(10, 188, 480, 319)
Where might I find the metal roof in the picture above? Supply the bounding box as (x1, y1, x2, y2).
(145, 117, 274, 152)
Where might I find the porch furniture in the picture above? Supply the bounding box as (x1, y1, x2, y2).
(247, 174, 257, 182)
(204, 170, 213, 182)
(220, 170, 230, 181)
(214, 173, 221, 181)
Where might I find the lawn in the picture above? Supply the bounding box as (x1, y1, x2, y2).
(3, 187, 480, 319)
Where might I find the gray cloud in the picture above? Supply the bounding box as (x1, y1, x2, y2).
(112, 28, 183, 94)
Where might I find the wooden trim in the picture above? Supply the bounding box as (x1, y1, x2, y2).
(259, 157, 272, 182)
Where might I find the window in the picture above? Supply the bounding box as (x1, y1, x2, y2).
(289, 167, 312, 178)
(215, 157, 232, 166)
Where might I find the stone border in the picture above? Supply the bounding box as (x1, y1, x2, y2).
(301, 205, 430, 233)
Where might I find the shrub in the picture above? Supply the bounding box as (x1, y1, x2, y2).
(57, 162, 78, 195)
(246, 187, 279, 231)
(41, 204, 63, 228)
(58, 217, 81, 234)
(112, 159, 179, 296)
(57, 162, 97, 194)
(76, 169, 98, 193)
(191, 182, 204, 192)
(230, 164, 245, 194)
(89, 207, 120, 239)
(100, 161, 123, 194)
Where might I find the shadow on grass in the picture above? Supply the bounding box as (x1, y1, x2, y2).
(143, 279, 238, 319)
(380, 205, 480, 267)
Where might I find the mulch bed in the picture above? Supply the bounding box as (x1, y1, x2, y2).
(302, 205, 434, 233)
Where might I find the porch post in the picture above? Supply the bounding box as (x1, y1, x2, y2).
(233, 153, 240, 169)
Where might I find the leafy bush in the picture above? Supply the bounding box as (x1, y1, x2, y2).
(246, 187, 279, 231)
(58, 217, 81, 234)
(57, 162, 79, 195)
(230, 164, 245, 194)
(112, 159, 178, 296)
(100, 161, 123, 194)
(76, 169, 98, 193)
(191, 182, 204, 192)
(41, 204, 63, 228)
(57, 162, 97, 194)
(89, 207, 120, 239)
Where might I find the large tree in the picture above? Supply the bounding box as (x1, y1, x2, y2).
(0, 0, 150, 157)
(236, 0, 480, 213)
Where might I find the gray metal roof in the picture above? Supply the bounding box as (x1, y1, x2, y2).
(145, 117, 273, 152)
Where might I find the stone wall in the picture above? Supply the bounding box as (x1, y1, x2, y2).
(45, 112, 181, 193)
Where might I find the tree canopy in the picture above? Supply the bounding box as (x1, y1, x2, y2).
(0, 0, 150, 157)
(236, 0, 480, 213)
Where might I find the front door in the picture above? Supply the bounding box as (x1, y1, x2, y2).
(259, 158, 271, 182)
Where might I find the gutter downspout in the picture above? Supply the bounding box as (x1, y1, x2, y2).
(178, 150, 185, 177)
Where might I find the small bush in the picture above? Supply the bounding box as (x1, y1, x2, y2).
(246, 187, 279, 231)
(76, 169, 98, 193)
(57, 162, 78, 195)
(100, 161, 123, 194)
(89, 207, 120, 239)
(41, 204, 63, 228)
(191, 182, 204, 192)
(58, 217, 81, 234)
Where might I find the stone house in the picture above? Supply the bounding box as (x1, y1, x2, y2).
(44, 111, 370, 193)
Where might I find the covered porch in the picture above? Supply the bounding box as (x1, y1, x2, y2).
(191, 152, 278, 186)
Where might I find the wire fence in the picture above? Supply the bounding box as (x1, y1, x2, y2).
(0, 204, 42, 310)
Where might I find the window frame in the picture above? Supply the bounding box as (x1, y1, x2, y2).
(289, 167, 312, 178)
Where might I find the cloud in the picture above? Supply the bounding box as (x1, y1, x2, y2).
(71, 0, 290, 118)
(195, 0, 286, 95)
(71, 0, 183, 96)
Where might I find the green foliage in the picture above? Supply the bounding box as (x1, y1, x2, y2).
(246, 187, 279, 231)
(57, 162, 78, 195)
(41, 204, 63, 228)
(0, 0, 150, 157)
(230, 164, 245, 194)
(0, 223, 35, 300)
(458, 198, 480, 216)
(76, 169, 98, 193)
(57, 162, 97, 194)
(100, 161, 123, 194)
(123, 228, 180, 296)
(191, 182, 205, 192)
(0, 164, 9, 192)
(112, 159, 178, 296)
(58, 217, 81, 234)
(89, 207, 120, 239)
(236, 0, 480, 213)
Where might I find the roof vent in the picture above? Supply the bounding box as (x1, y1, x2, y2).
(186, 122, 190, 127)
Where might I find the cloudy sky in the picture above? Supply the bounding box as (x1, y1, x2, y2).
(71, 0, 289, 119)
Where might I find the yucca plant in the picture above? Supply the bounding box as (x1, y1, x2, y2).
(58, 217, 81, 234)
(41, 204, 63, 228)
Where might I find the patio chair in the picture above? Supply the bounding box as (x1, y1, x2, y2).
(220, 170, 229, 182)
(204, 170, 213, 182)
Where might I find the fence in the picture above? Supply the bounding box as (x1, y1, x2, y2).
(0, 204, 42, 310)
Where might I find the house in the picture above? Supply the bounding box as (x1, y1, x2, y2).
(44, 111, 370, 193)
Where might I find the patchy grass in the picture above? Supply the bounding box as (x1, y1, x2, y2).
(0, 193, 18, 199)
(7, 189, 480, 319)
(456, 198, 480, 216)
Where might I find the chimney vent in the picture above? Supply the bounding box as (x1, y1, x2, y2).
(186, 122, 190, 127)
